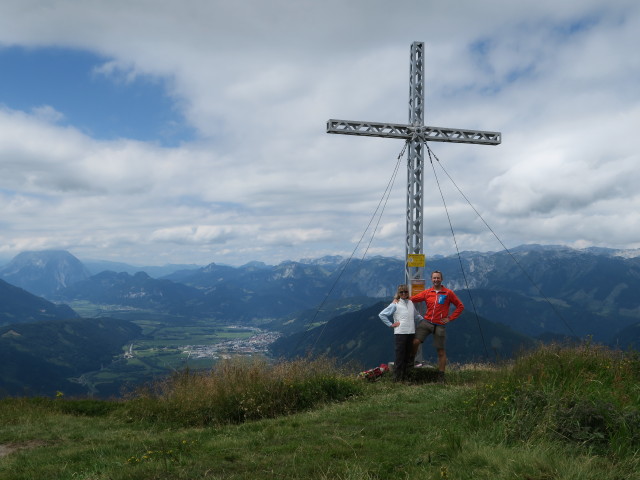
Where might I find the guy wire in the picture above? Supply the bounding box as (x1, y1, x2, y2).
(300, 141, 408, 355)
(425, 144, 577, 338)
(426, 147, 490, 359)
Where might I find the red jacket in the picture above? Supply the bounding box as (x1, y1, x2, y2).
(411, 286, 464, 325)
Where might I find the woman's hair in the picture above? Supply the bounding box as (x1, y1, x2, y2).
(394, 284, 409, 300)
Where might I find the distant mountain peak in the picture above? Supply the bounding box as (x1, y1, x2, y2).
(1, 329, 21, 338)
(241, 261, 270, 270)
(299, 255, 344, 266)
(0, 250, 90, 299)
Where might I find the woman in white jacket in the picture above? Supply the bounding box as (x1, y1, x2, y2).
(379, 284, 423, 381)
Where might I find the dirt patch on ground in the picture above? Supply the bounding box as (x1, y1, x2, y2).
(0, 441, 46, 458)
(0, 444, 19, 458)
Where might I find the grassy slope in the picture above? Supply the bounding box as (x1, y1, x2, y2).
(1, 349, 639, 480)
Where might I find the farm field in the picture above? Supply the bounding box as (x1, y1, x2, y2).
(66, 309, 280, 397)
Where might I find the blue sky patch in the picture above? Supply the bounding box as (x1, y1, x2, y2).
(0, 47, 195, 146)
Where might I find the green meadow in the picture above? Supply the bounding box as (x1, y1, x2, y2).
(1, 344, 639, 479)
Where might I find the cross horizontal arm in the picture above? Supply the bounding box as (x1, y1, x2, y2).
(327, 119, 501, 145)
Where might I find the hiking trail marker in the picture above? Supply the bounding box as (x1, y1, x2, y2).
(327, 41, 501, 286)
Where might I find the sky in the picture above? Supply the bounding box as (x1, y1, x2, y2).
(0, 0, 639, 267)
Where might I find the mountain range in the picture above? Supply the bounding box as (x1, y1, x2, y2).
(3, 247, 640, 340)
(2, 245, 640, 396)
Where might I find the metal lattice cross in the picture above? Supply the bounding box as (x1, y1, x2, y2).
(327, 41, 501, 290)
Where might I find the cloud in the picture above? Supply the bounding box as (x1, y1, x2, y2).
(0, 0, 639, 266)
(30, 104, 65, 123)
(91, 60, 142, 85)
(151, 225, 240, 245)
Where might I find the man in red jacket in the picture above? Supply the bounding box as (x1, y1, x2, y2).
(410, 270, 464, 380)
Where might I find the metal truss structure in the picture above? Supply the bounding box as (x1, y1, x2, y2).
(327, 42, 501, 287)
(326, 120, 501, 145)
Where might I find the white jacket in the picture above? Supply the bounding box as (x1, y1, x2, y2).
(378, 299, 422, 334)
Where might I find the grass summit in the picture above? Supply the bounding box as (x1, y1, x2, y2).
(1, 344, 639, 479)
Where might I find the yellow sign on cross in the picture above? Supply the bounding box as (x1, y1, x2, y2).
(407, 254, 425, 268)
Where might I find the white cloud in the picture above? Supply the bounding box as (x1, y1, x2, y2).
(91, 60, 141, 85)
(30, 104, 65, 123)
(0, 0, 639, 266)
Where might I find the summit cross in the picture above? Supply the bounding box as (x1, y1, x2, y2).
(327, 41, 501, 290)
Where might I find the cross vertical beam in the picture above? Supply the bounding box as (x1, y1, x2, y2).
(407, 41, 425, 288)
(327, 42, 501, 288)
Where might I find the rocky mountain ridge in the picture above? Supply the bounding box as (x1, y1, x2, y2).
(2, 245, 640, 341)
